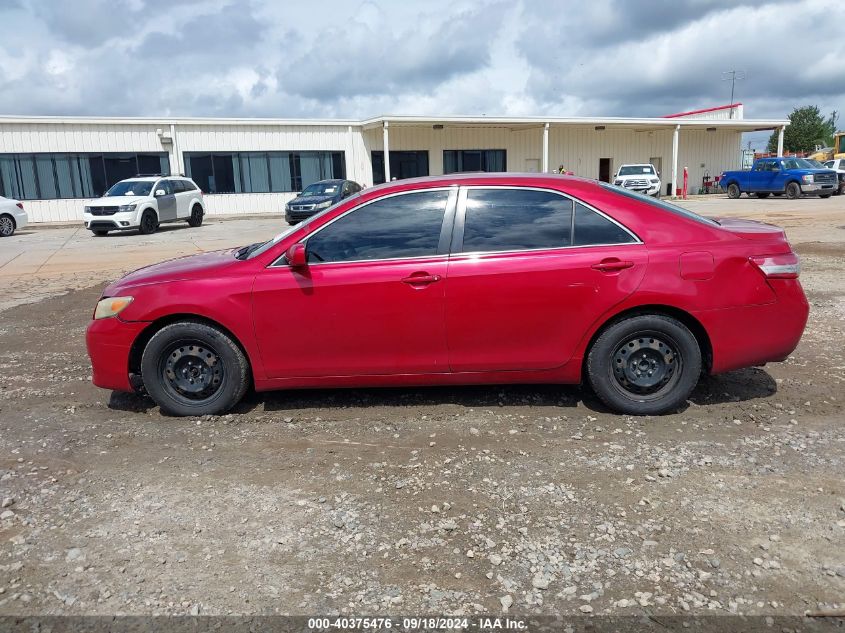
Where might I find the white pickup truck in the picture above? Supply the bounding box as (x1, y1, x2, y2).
(822, 158, 845, 195)
(613, 163, 662, 197)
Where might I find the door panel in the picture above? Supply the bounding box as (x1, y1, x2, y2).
(445, 187, 646, 372)
(253, 258, 449, 378)
(155, 180, 177, 221)
(445, 246, 647, 371)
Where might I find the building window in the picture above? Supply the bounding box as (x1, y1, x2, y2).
(0, 153, 169, 200)
(371, 151, 429, 185)
(443, 149, 506, 174)
(184, 151, 345, 194)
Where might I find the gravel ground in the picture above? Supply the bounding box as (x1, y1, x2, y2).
(0, 199, 843, 618)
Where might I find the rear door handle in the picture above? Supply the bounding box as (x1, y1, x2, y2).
(401, 273, 442, 285)
(591, 258, 635, 273)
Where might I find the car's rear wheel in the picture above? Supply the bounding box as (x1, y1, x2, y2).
(92, 230, 109, 236)
(755, 192, 770, 198)
(0, 214, 15, 237)
(188, 204, 204, 227)
(727, 183, 741, 199)
(139, 209, 158, 235)
(785, 182, 801, 200)
(819, 193, 832, 199)
(587, 314, 701, 416)
(140, 321, 250, 416)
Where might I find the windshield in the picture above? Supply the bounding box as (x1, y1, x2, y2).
(618, 165, 655, 176)
(300, 182, 340, 196)
(105, 180, 154, 197)
(240, 193, 360, 260)
(781, 158, 816, 170)
(601, 182, 720, 226)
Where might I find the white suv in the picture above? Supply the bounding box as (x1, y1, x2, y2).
(83, 176, 205, 236)
(613, 164, 662, 197)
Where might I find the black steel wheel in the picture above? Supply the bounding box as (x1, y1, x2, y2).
(187, 204, 204, 227)
(587, 314, 701, 415)
(139, 209, 158, 235)
(785, 182, 801, 200)
(727, 183, 741, 199)
(141, 321, 250, 416)
(0, 214, 15, 237)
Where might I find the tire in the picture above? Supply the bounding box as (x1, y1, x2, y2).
(586, 314, 702, 416)
(755, 192, 770, 198)
(835, 183, 843, 196)
(726, 183, 741, 199)
(140, 321, 250, 416)
(819, 194, 832, 199)
(773, 193, 783, 197)
(139, 209, 158, 235)
(92, 230, 109, 237)
(785, 182, 801, 200)
(653, 191, 661, 199)
(187, 204, 204, 227)
(0, 214, 15, 237)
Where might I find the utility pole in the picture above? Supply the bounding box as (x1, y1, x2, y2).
(721, 70, 746, 116)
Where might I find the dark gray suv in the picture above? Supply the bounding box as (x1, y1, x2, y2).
(285, 179, 362, 224)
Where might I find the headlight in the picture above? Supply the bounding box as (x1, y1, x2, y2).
(118, 204, 137, 213)
(802, 174, 813, 183)
(314, 200, 332, 209)
(285, 203, 291, 211)
(94, 296, 133, 320)
(614, 180, 623, 186)
(84, 206, 92, 213)
(649, 178, 659, 184)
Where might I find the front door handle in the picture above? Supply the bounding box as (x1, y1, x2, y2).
(401, 273, 442, 285)
(591, 258, 634, 273)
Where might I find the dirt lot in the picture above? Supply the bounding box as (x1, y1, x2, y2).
(0, 196, 843, 618)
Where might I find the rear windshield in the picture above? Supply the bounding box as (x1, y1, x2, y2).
(600, 183, 720, 226)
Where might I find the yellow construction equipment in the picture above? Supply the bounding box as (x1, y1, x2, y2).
(807, 131, 845, 161)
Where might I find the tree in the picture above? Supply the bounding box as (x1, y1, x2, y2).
(767, 105, 831, 154)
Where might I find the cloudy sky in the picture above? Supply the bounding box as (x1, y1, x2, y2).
(0, 0, 843, 148)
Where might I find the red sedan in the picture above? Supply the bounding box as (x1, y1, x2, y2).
(86, 174, 809, 416)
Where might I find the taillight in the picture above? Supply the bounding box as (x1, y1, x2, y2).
(16, 202, 23, 210)
(750, 253, 800, 279)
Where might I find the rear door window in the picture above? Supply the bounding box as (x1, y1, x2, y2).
(573, 203, 637, 246)
(305, 190, 449, 263)
(460, 188, 573, 253)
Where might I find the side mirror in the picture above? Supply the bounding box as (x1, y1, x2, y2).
(657, 170, 661, 176)
(285, 243, 307, 267)
(155, 189, 166, 197)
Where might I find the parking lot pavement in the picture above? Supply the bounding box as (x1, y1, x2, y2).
(1, 196, 844, 616)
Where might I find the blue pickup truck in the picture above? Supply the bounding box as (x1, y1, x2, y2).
(720, 157, 838, 199)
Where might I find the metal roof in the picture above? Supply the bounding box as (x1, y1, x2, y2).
(0, 112, 788, 132)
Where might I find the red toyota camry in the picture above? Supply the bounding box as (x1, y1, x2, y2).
(86, 173, 809, 417)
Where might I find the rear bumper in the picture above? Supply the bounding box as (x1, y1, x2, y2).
(86, 317, 149, 392)
(696, 280, 809, 374)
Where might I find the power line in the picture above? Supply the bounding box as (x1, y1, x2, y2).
(721, 70, 746, 114)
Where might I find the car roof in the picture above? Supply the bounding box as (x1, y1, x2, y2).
(365, 172, 599, 195)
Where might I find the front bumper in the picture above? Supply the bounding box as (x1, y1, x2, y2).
(800, 182, 836, 194)
(83, 210, 141, 231)
(86, 317, 149, 392)
(617, 182, 661, 196)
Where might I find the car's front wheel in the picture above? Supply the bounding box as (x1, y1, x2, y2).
(586, 314, 702, 415)
(140, 321, 250, 416)
(785, 182, 801, 200)
(139, 209, 158, 235)
(726, 183, 741, 199)
(92, 230, 109, 237)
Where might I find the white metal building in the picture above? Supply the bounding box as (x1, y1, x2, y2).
(0, 104, 788, 224)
